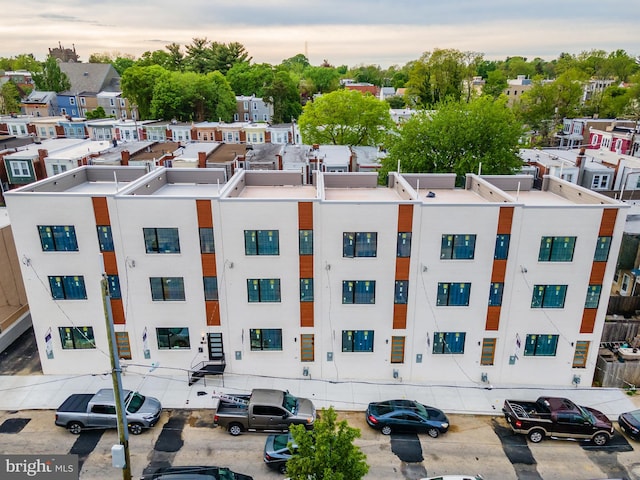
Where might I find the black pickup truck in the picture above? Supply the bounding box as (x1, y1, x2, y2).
(502, 396, 614, 445)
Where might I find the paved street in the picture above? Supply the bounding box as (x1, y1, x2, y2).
(1, 408, 639, 479)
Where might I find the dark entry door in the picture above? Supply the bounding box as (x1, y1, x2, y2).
(208, 333, 224, 361)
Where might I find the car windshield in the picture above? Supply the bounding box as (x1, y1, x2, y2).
(125, 392, 146, 413)
(282, 392, 298, 414)
(409, 402, 428, 418)
(273, 434, 291, 450)
(629, 410, 640, 421)
(578, 405, 595, 424)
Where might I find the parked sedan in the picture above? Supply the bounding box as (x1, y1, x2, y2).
(142, 466, 253, 480)
(420, 476, 484, 480)
(618, 409, 640, 440)
(263, 433, 297, 474)
(366, 399, 449, 437)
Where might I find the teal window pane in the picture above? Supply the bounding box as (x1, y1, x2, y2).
(594, 236, 611, 261)
(585, 285, 601, 309)
(97, 225, 114, 252)
(494, 234, 510, 260)
(488, 282, 503, 306)
(204, 277, 218, 301)
(299, 230, 313, 255)
(395, 280, 408, 304)
(397, 232, 411, 257)
(199, 228, 215, 253)
(300, 279, 314, 302)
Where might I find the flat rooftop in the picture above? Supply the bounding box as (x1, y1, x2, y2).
(510, 190, 577, 206)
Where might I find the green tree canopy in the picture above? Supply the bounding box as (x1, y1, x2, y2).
(263, 69, 302, 123)
(150, 70, 236, 122)
(286, 407, 369, 480)
(0, 81, 21, 114)
(381, 96, 524, 182)
(515, 71, 584, 145)
(299, 89, 394, 146)
(226, 62, 275, 97)
(121, 65, 171, 119)
(302, 65, 341, 94)
(31, 56, 70, 93)
(84, 106, 107, 120)
(483, 70, 508, 99)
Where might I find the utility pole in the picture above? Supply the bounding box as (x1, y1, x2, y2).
(101, 274, 132, 480)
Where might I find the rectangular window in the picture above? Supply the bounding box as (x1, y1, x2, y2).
(106, 275, 121, 299)
(299, 230, 313, 255)
(342, 330, 374, 352)
(49, 276, 87, 300)
(144, 228, 180, 253)
(531, 285, 567, 308)
(150, 277, 185, 301)
(250, 329, 282, 351)
(494, 234, 510, 260)
(488, 282, 504, 306)
(585, 285, 601, 309)
(204, 277, 218, 301)
(481, 338, 496, 365)
(538, 236, 576, 262)
(301, 334, 314, 361)
(394, 280, 408, 304)
(594, 236, 611, 261)
(115, 332, 131, 359)
(572, 341, 590, 368)
(97, 226, 114, 252)
(441, 234, 476, 259)
(38, 226, 78, 251)
(342, 280, 376, 304)
(199, 227, 215, 253)
(247, 279, 281, 302)
(391, 336, 405, 363)
(437, 282, 471, 306)
(10, 160, 30, 177)
(397, 232, 412, 257)
(156, 327, 190, 349)
(433, 332, 466, 354)
(300, 279, 313, 302)
(59, 326, 95, 349)
(244, 230, 279, 255)
(343, 232, 377, 257)
(524, 334, 558, 356)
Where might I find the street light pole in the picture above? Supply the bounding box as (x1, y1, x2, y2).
(101, 274, 132, 480)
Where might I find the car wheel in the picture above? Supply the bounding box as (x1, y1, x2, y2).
(68, 422, 83, 435)
(128, 423, 143, 435)
(381, 425, 392, 435)
(592, 433, 609, 446)
(278, 463, 287, 474)
(528, 429, 544, 443)
(228, 423, 243, 436)
(427, 427, 440, 438)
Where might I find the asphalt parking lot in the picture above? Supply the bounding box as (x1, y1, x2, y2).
(1, 408, 639, 480)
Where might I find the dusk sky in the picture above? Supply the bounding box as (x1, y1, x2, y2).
(2, 0, 639, 68)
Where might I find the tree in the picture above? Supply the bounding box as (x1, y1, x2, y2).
(264, 69, 302, 123)
(302, 65, 340, 94)
(516, 71, 584, 146)
(84, 106, 107, 120)
(405, 49, 480, 107)
(381, 96, 524, 182)
(150, 70, 236, 122)
(299, 89, 394, 146)
(31, 56, 71, 92)
(121, 65, 170, 119)
(385, 95, 406, 109)
(286, 407, 368, 480)
(0, 81, 21, 114)
(226, 62, 275, 97)
(483, 70, 508, 99)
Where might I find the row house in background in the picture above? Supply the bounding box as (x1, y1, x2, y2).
(235, 95, 273, 123)
(555, 118, 634, 149)
(21, 91, 58, 117)
(0, 70, 34, 93)
(4, 167, 626, 389)
(588, 124, 640, 157)
(504, 75, 533, 106)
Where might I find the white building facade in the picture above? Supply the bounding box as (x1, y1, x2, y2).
(4, 168, 627, 387)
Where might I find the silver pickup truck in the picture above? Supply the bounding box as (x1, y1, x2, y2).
(55, 388, 162, 435)
(213, 389, 316, 436)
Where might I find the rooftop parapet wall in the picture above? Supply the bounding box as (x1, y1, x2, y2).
(8, 166, 148, 194)
(400, 173, 456, 190)
(542, 175, 621, 205)
(323, 172, 378, 188)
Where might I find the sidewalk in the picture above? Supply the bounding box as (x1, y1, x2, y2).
(0, 372, 638, 419)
